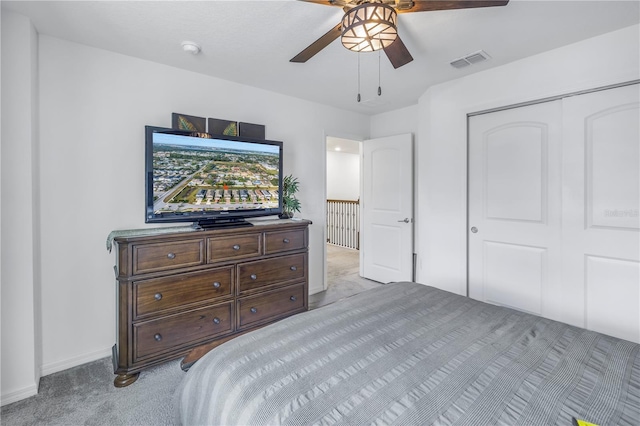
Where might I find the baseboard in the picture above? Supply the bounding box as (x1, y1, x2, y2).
(1, 383, 38, 407)
(40, 347, 112, 377)
(3, 348, 113, 406)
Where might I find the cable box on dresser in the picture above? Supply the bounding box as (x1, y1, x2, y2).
(110, 219, 311, 387)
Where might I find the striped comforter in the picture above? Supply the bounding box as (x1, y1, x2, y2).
(176, 282, 640, 425)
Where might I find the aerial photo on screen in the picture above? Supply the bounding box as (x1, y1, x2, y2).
(152, 133, 280, 214)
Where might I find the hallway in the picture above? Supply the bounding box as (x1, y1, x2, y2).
(309, 244, 382, 309)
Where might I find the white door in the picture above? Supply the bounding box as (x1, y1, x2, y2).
(469, 84, 640, 343)
(361, 134, 413, 283)
(468, 101, 564, 320)
(561, 85, 640, 342)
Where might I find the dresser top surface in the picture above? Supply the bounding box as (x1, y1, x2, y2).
(110, 218, 311, 245)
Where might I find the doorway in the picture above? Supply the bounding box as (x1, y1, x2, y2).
(309, 136, 381, 309)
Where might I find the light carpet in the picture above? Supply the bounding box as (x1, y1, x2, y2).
(1, 244, 380, 425)
(1, 357, 182, 425)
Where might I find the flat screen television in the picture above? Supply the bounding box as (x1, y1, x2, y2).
(145, 125, 283, 229)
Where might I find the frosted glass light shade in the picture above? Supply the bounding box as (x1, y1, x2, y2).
(341, 3, 397, 52)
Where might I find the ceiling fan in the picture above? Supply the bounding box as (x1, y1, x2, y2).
(291, 0, 509, 69)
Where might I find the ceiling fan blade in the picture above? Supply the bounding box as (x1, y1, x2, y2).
(384, 36, 414, 69)
(297, 0, 338, 5)
(290, 23, 342, 63)
(398, 0, 509, 13)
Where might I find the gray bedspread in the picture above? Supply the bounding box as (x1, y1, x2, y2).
(176, 282, 640, 425)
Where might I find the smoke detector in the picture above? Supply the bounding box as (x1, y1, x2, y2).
(181, 41, 201, 55)
(450, 50, 491, 69)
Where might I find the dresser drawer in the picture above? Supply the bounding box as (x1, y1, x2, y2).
(133, 239, 204, 275)
(134, 302, 234, 361)
(238, 284, 306, 329)
(134, 266, 234, 319)
(207, 234, 261, 263)
(238, 253, 306, 294)
(264, 229, 306, 254)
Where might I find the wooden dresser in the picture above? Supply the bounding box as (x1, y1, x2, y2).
(111, 219, 311, 387)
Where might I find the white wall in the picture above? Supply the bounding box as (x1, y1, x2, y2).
(1, 15, 370, 404)
(417, 24, 640, 295)
(326, 151, 359, 200)
(1, 10, 41, 405)
(370, 104, 419, 139)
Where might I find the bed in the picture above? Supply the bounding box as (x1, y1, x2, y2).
(176, 282, 640, 425)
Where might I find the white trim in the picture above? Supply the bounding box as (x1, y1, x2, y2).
(40, 347, 112, 377)
(1, 383, 38, 407)
(468, 79, 640, 117)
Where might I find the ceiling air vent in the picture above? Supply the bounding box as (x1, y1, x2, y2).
(450, 50, 491, 69)
(450, 58, 470, 69)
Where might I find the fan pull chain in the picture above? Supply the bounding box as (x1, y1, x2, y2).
(357, 52, 361, 103)
(378, 49, 382, 96)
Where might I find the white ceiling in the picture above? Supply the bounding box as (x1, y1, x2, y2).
(327, 136, 361, 154)
(3, 0, 639, 115)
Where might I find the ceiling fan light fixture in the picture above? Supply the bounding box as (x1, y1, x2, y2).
(341, 2, 397, 53)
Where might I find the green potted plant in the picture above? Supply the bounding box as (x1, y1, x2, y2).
(279, 174, 301, 219)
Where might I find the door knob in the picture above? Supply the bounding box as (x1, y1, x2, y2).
(397, 218, 411, 223)
(470, 227, 478, 233)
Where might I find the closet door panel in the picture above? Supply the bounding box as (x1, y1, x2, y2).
(468, 101, 563, 320)
(562, 84, 639, 342)
(585, 255, 639, 342)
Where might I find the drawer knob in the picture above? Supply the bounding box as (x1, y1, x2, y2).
(154, 293, 162, 301)
(167, 252, 176, 259)
(212, 282, 221, 289)
(250, 307, 258, 314)
(290, 296, 297, 302)
(233, 244, 241, 251)
(250, 274, 257, 280)
(213, 317, 221, 325)
(283, 238, 290, 243)
(154, 333, 162, 342)
(290, 266, 297, 271)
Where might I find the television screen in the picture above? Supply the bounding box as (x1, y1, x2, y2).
(145, 126, 283, 228)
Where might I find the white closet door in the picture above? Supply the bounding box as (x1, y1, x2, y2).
(469, 83, 640, 343)
(561, 85, 640, 342)
(468, 101, 564, 321)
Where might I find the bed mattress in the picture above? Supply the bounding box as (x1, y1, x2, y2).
(176, 282, 640, 425)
